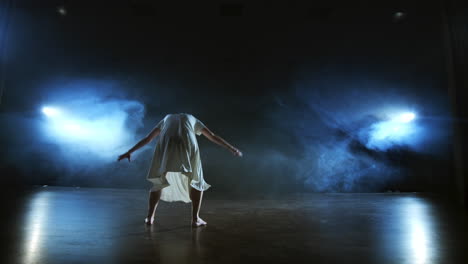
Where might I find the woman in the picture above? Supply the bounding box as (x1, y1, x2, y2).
(118, 113, 242, 227)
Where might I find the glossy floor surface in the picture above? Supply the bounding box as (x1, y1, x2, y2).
(3, 187, 468, 264)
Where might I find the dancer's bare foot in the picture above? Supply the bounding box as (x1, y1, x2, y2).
(145, 217, 154, 225)
(192, 218, 207, 227)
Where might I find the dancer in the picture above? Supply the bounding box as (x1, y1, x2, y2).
(118, 113, 242, 227)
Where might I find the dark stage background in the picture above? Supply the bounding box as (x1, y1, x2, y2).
(0, 1, 461, 197)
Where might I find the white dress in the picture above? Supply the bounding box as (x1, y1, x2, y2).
(147, 113, 211, 203)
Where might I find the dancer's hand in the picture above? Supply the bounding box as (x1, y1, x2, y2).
(118, 152, 131, 162)
(230, 147, 243, 157)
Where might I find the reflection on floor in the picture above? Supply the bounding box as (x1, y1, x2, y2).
(3, 187, 468, 264)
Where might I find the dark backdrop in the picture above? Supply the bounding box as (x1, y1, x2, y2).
(0, 0, 456, 196)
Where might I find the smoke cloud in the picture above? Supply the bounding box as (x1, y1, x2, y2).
(0, 78, 154, 187)
(263, 74, 453, 192)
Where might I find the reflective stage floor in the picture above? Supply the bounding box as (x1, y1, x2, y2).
(3, 187, 468, 264)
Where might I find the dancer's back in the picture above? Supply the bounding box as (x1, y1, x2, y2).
(159, 113, 206, 138)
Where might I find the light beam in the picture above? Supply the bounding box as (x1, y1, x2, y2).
(366, 111, 420, 150)
(41, 106, 61, 117)
(395, 112, 416, 123)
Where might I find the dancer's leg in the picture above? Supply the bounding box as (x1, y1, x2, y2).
(145, 189, 161, 225)
(190, 187, 207, 227)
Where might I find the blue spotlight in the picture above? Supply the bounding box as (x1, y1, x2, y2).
(41, 106, 61, 117)
(366, 111, 420, 151)
(394, 112, 416, 123)
(39, 102, 134, 160)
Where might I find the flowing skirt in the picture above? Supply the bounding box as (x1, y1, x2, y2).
(147, 136, 210, 203)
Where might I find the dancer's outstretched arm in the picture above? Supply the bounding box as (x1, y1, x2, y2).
(118, 126, 161, 162)
(201, 127, 242, 157)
